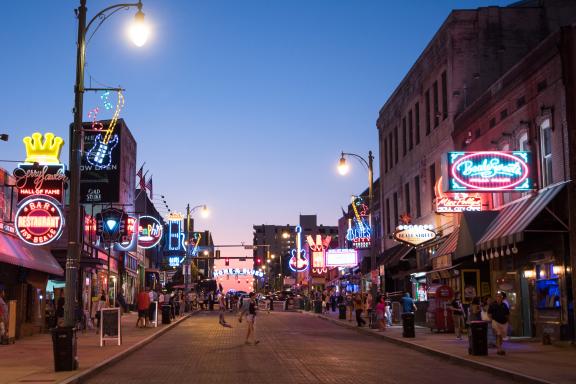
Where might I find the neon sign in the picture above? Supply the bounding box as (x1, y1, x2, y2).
(168, 256, 181, 267)
(85, 91, 124, 169)
(166, 212, 186, 252)
(213, 268, 264, 278)
(434, 176, 484, 213)
(22, 132, 64, 165)
(15, 196, 64, 246)
(307, 234, 331, 274)
(346, 196, 371, 249)
(448, 151, 532, 191)
(393, 225, 437, 247)
(325, 249, 357, 267)
(137, 216, 163, 249)
(288, 225, 309, 272)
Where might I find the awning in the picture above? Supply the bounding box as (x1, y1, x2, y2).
(434, 230, 459, 259)
(379, 243, 413, 267)
(427, 263, 462, 280)
(476, 181, 569, 251)
(0, 233, 64, 276)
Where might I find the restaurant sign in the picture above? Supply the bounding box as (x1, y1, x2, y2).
(434, 177, 484, 213)
(393, 225, 437, 247)
(137, 216, 163, 249)
(15, 196, 64, 246)
(447, 151, 533, 192)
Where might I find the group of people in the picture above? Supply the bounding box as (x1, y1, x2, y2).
(135, 287, 187, 328)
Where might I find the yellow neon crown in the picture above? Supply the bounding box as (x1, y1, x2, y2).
(23, 132, 64, 164)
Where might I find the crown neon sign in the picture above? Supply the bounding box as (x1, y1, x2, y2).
(448, 151, 533, 191)
(23, 132, 64, 165)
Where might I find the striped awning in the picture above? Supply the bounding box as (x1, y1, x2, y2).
(434, 229, 459, 258)
(379, 243, 413, 267)
(0, 232, 64, 276)
(476, 181, 568, 251)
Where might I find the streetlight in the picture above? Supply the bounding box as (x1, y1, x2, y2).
(337, 150, 376, 297)
(60, 0, 149, 371)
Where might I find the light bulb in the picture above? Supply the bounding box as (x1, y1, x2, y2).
(129, 10, 149, 47)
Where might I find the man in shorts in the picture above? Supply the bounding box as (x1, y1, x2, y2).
(136, 289, 150, 328)
(239, 292, 259, 345)
(488, 292, 510, 355)
(218, 292, 232, 328)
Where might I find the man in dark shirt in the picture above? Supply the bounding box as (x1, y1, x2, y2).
(400, 292, 417, 313)
(450, 295, 465, 340)
(488, 292, 510, 355)
(239, 292, 259, 345)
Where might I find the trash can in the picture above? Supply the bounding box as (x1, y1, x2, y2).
(401, 312, 415, 338)
(338, 304, 346, 319)
(161, 305, 172, 324)
(51, 326, 77, 371)
(468, 321, 488, 356)
(314, 300, 322, 314)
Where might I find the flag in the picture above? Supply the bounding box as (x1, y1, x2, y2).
(145, 176, 153, 199)
(137, 164, 145, 190)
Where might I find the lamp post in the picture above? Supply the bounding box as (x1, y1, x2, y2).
(58, 0, 149, 370)
(185, 204, 209, 310)
(337, 150, 376, 297)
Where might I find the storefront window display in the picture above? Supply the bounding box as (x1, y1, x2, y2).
(410, 272, 427, 301)
(535, 263, 561, 309)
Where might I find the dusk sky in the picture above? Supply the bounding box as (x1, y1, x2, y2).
(1, 0, 509, 257)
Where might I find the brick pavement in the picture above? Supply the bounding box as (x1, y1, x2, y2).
(313, 308, 576, 384)
(85, 311, 513, 384)
(0, 311, 189, 384)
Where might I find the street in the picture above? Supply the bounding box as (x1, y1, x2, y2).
(85, 311, 511, 384)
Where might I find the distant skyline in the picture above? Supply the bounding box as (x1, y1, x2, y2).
(0, 0, 510, 257)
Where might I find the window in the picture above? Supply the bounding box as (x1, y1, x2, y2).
(388, 132, 393, 171)
(393, 192, 399, 228)
(408, 109, 413, 150)
(402, 117, 407, 156)
(405, 183, 411, 215)
(537, 80, 547, 93)
(415, 176, 421, 218)
(429, 163, 436, 210)
(441, 71, 448, 120)
(519, 132, 529, 151)
(425, 90, 431, 135)
(500, 109, 508, 120)
(433, 81, 439, 127)
(394, 127, 399, 163)
(516, 96, 526, 109)
(385, 198, 391, 234)
(384, 137, 388, 172)
(489, 118, 496, 128)
(415, 102, 420, 145)
(541, 118, 553, 186)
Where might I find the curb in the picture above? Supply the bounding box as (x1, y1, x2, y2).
(300, 311, 555, 384)
(59, 312, 195, 384)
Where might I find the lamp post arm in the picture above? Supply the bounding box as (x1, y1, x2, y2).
(341, 151, 370, 170)
(85, 2, 142, 36)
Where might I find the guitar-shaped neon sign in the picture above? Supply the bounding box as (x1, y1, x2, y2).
(288, 225, 309, 272)
(86, 91, 124, 169)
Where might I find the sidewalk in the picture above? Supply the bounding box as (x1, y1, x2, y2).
(304, 309, 576, 384)
(0, 311, 190, 384)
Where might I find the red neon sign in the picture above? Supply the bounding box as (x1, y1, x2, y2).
(448, 151, 532, 191)
(15, 196, 64, 246)
(434, 176, 484, 212)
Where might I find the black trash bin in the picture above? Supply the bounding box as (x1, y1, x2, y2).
(401, 312, 415, 338)
(161, 305, 172, 324)
(338, 304, 346, 319)
(468, 321, 488, 356)
(314, 300, 322, 314)
(51, 326, 77, 371)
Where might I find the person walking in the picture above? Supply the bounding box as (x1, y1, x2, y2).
(345, 293, 353, 322)
(488, 292, 510, 355)
(354, 294, 366, 327)
(239, 292, 259, 345)
(136, 289, 150, 328)
(375, 296, 387, 331)
(218, 292, 232, 328)
(385, 295, 393, 326)
(450, 293, 465, 339)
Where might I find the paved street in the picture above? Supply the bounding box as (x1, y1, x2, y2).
(85, 311, 511, 384)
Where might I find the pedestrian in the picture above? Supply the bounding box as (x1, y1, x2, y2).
(322, 292, 329, 314)
(354, 294, 366, 327)
(239, 292, 259, 345)
(450, 293, 465, 339)
(385, 294, 393, 326)
(149, 288, 158, 325)
(136, 289, 150, 328)
(330, 293, 337, 312)
(218, 292, 232, 328)
(400, 292, 417, 314)
(345, 293, 353, 322)
(117, 289, 127, 315)
(179, 291, 186, 316)
(488, 292, 510, 355)
(94, 289, 107, 331)
(365, 292, 373, 327)
(0, 288, 9, 338)
(375, 296, 387, 331)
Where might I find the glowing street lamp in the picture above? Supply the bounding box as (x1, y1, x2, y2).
(128, 6, 150, 47)
(338, 154, 349, 175)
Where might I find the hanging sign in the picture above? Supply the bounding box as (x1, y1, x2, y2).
(213, 268, 264, 278)
(307, 234, 331, 275)
(346, 196, 371, 249)
(325, 249, 358, 267)
(168, 256, 182, 267)
(96, 208, 128, 244)
(165, 212, 186, 252)
(447, 151, 533, 191)
(288, 225, 309, 272)
(137, 216, 163, 249)
(15, 196, 64, 246)
(434, 176, 484, 213)
(393, 224, 437, 247)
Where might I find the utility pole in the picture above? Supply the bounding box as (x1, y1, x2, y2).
(185, 203, 191, 311)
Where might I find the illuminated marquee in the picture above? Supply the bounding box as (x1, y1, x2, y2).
(168, 256, 182, 267)
(325, 249, 357, 267)
(213, 268, 264, 278)
(393, 225, 437, 247)
(346, 196, 371, 249)
(307, 234, 331, 274)
(138, 216, 163, 249)
(288, 226, 309, 272)
(434, 176, 484, 213)
(166, 212, 186, 252)
(15, 196, 64, 246)
(448, 151, 533, 192)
